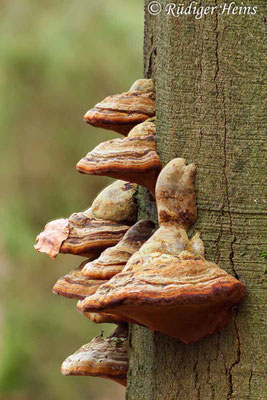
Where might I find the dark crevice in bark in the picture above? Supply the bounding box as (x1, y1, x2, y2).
(222, 85, 238, 279)
(215, 215, 223, 264)
(227, 315, 241, 400)
(193, 343, 201, 400)
(214, 2, 220, 100)
(248, 368, 253, 394)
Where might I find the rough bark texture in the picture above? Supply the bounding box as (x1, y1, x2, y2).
(127, 1, 267, 399)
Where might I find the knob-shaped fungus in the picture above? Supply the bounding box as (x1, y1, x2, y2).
(76, 120, 161, 196)
(34, 181, 137, 259)
(91, 180, 138, 224)
(61, 325, 128, 386)
(78, 159, 246, 343)
(82, 220, 155, 280)
(52, 261, 107, 300)
(84, 79, 155, 135)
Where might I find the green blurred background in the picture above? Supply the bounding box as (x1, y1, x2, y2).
(0, 1, 144, 399)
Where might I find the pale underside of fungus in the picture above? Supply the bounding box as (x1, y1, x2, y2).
(76, 120, 161, 195)
(78, 159, 246, 343)
(84, 79, 155, 135)
(34, 180, 137, 259)
(83, 312, 140, 325)
(82, 219, 155, 280)
(61, 325, 128, 386)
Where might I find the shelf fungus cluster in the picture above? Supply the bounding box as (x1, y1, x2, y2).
(35, 79, 245, 387)
(77, 158, 246, 343)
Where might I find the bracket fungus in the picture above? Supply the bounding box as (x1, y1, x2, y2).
(78, 159, 246, 343)
(61, 325, 128, 386)
(76, 119, 161, 195)
(52, 261, 107, 300)
(84, 79, 155, 135)
(34, 180, 137, 259)
(82, 220, 155, 280)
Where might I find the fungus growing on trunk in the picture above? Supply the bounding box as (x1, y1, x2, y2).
(78, 159, 246, 343)
(61, 325, 128, 386)
(76, 120, 161, 196)
(84, 79, 155, 135)
(52, 261, 107, 300)
(34, 181, 137, 259)
(82, 220, 155, 280)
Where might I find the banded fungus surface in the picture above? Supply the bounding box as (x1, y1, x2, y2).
(76, 119, 161, 196)
(61, 325, 128, 386)
(82, 219, 155, 280)
(52, 260, 107, 300)
(84, 79, 155, 135)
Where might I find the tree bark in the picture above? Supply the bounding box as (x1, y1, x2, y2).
(127, 1, 266, 399)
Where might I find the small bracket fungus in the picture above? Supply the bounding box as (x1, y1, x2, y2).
(77, 159, 246, 343)
(82, 220, 155, 280)
(34, 180, 137, 259)
(52, 261, 107, 300)
(76, 119, 161, 196)
(84, 79, 155, 135)
(61, 325, 128, 386)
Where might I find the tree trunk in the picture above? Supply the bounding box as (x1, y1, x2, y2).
(127, 1, 266, 399)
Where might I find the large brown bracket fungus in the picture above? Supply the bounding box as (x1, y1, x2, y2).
(61, 325, 128, 386)
(78, 158, 246, 343)
(82, 219, 155, 280)
(34, 180, 137, 259)
(84, 79, 155, 135)
(76, 119, 161, 196)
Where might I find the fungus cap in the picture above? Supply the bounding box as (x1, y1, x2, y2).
(84, 79, 155, 135)
(61, 326, 128, 386)
(76, 130, 161, 196)
(78, 249, 245, 343)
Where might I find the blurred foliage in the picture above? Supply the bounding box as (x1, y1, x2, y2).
(0, 0, 144, 399)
